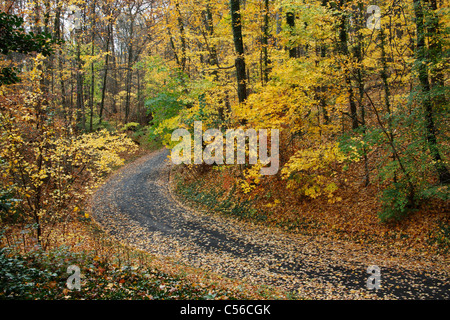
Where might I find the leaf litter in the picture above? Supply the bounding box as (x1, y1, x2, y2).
(90, 150, 449, 300)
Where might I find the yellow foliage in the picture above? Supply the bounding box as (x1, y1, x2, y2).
(0, 57, 138, 236)
(281, 142, 348, 201)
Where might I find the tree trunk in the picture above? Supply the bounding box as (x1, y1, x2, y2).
(111, 25, 118, 115)
(354, 4, 369, 186)
(76, 31, 85, 131)
(175, 1, 187, 73)
(99, 22, 111, 125)
(262, 0, 270, 84)
(413, 0, 450, 184)
(204, 1, 227, 121)
(379, 27, 401, 184)
(54, 5, 67, 117)
(230, 0, 247, 104)
(286, 11, 297, 58)
(318, 0, 330, 125)
(125, 19, 134, 123)
(89, 3, 96, 132)
(338, 0, 358, 130)
(427, 0, 444, 88)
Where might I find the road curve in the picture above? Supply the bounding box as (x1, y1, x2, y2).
(91, 149, 449, 299)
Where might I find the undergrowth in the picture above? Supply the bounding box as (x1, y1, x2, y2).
(0, 245, 234, 300)
(172, 165, 450, 256)
(0, 211, 287, 300)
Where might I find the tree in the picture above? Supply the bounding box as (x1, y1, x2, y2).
(413, 0, 450, 185)
(261, 0, 271, 84)
(336, 0, 359, 130)
(0, 12, 56, 86)
(230, 0, 248, 105)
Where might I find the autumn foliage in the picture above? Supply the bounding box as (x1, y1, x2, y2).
(0, 0, 449, 300)
(147, 0, 448, 225)
(0, 55, 138, 249)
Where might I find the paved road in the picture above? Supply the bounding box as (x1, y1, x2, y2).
(91, 149, 449, 299)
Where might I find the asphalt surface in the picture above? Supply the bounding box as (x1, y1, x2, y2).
(91, 149, 449, 299)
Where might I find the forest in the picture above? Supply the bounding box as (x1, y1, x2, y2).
(0, 0, 449, 301)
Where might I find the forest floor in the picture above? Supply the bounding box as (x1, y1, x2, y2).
(90, 149, 449, 299)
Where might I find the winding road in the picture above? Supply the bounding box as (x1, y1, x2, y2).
(91, 149, 449, 299)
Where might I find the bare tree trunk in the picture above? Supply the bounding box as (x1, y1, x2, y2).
(205, 1, 218, 71)
(354, 3, 369, 186)
(54, 4, 67, 118)
(125, 21, 133, 123)
(111, 25, 118, 115)
(427, 0, 446, 107)
(89, 1, 96, 132)
(286, 11, 297, 58)
(230, 0, 248, 105)
(175, 1, 187, 73)
(413, 0, 450, 184)
(262, 0, 270, 84)
(76, 31, 85, 131)
(99, 22, 112, 125)
(338, 0, 358, 130)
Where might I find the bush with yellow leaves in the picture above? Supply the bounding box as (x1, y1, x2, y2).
(0, 57, 138, 249)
